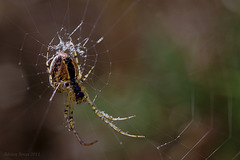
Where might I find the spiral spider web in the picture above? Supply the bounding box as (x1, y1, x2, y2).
(0, 0, 240, 160)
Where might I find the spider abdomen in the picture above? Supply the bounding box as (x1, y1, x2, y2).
(49, 53, 83, 100)
(71, 82, 84, 102)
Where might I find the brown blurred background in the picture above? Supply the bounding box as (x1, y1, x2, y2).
(1, 0, 240, 159)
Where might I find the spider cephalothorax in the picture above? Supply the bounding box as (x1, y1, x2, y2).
(46, 37, 144, 146)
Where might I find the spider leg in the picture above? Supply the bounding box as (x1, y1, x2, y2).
(82, 66, 94, 82)
(79, 87, 135, 121)
(99, 111, 136, 121)
(64, 95, 69, 123)
(46, 46, 50, 73)
(68, 36, 94, 82)
(82, 87, 145, 138)
(46, 46, 54, 87)
(65, 95, 98, 146)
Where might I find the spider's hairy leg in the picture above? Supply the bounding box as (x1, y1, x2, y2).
(99, 111, 136, 121)
(82, 88, 145, 138)
(80, 87, 135, 121)
(82, 66, 94, 82)
(102, 115, 145, 138)
(46, 46, 50, 73)
(65, 95, 98, 146)
(46, 46, 53, 86)
(89, 100, 144, 138)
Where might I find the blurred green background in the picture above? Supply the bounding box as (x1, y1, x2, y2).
(1, 0, 240, 159)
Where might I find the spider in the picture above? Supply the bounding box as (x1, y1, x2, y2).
(46, 37, 145, 146)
